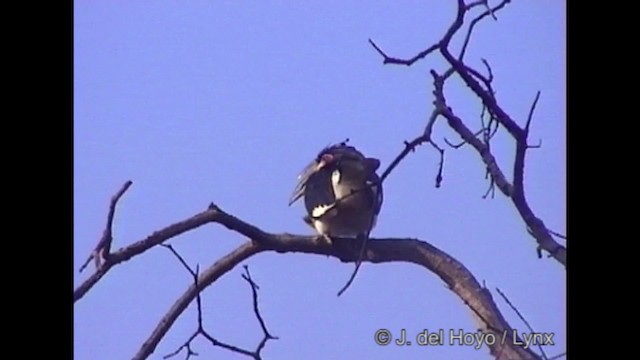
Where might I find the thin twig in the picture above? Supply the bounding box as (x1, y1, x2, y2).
(548, 229, 566, 240)
(381, 136, 429, 183)
(241, 265, 278, 343)
(548, 352, 566, 360)
(432, 69, 514, 197)
(467, 66, 495, 98)
(162, 243, 204, 360)
(140, 234, 543, 360)
(163, 333, 198, 360)
(459, 0, 509, 60)
(336, 231, 371, 297)
(430, 141, 445, 188)
(496, 287, 548, 360)
(74, 205, 243, 303)
(432, 58, 565, 265)
(368, 38, 439, 66)
(336, 131, 442, 296)
(162, 244, 196, 277)
(453, 283, 523, 352)
(481, 58, 494, 83)
(162, 245, 272, 360)
(465, 0, 488, 11)
(444, 128, 485, 149)
(482, 176, 496, 199)
(79, 180, 133, 273)
(525, 91, 542, 135)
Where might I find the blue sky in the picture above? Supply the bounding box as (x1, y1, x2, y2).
(74, 2, 565, 359)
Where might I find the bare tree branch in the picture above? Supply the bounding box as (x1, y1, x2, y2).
(337, 235, 369, 297)
(525, 91, 542, 135)
(162, 244, 208, 360)
(368, 38, 439, 66)
(125, 203, 542, 360)
(75, 189, 553, 359)
(482, 175, 496, 199)
(459, 0, 507, 61)
(159, 244, 277, 360)
(548, 229, 566, 240)
(241, 265, 279, 356)
(367, 0, 566, 266)
(75, 117, 450, 302)
(431, 69, 515, 197)
(77, 3, 564, 360)
(481, 58, 494, 82)
(513, 91, 542, 203)
(444, 128, 485, 149)
(134, 240, 261, 360)
(79, 180, 133, 272)
(440, 57, 565, 264)
(74, 206, 235, 303)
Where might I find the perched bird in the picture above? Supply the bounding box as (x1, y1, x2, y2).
(288, 142, 383, 239)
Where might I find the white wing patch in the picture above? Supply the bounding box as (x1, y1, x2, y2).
(311, 203, 336, 219)
(331, 169, 341, 187)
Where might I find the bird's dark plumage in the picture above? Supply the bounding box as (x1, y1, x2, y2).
(289, 142, 383, 238)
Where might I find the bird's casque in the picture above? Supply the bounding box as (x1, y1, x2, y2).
(288, 142, 383, 239)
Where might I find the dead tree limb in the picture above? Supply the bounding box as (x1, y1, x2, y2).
(112, 203, 544, 360)
(79, 180, 133, 273)
(368, 0, 566, 265)
(159, 244, 277, 360)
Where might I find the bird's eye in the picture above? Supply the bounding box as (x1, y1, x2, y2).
(320, 153, 334, 163)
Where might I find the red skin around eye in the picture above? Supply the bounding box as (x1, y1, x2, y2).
(320, 153, 334, 164)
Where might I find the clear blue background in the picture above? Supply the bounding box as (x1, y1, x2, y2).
(74, 1, 565, 359)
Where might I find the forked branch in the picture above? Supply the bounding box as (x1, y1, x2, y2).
(367, 0, 566, 266)
(79, 180, 133, 273)
(160, 244, 276, 360)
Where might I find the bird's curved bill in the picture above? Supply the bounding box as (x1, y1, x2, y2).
(288, 160, 325, 206)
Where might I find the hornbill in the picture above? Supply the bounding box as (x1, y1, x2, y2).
(288, 142, 383, 240)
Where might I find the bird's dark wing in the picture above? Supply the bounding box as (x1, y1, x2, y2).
(358, 157, 383, 216)
(289, 158, 321, 206)
(369, 171, 383, 216)
(303, 170, 338, 219)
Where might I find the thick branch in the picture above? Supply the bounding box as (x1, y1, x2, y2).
(444, 51, 523, 139)
(432, 68, 565, 265)
(367, 1, 567, 266)
(74, 207, 232, 303)
(133, 206, 541, 360)
(431, 70, 514, 196)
